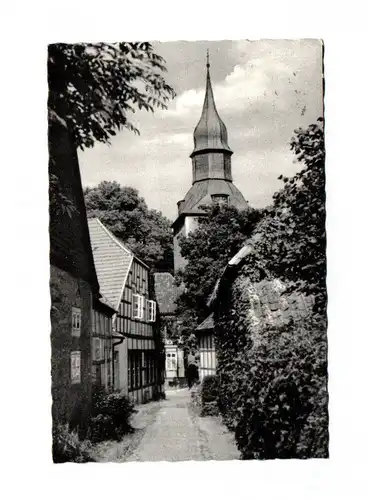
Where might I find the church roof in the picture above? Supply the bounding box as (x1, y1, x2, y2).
(174, 178, 248, 221)
(88, 218, 133, 310)
(172, 54, 248, 231)
(191, 54, 232, 156)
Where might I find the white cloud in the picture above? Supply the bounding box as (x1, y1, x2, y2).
(143, 133, 191, 146)
(163, 39, 321, 121)
(79, 40, 323, 220)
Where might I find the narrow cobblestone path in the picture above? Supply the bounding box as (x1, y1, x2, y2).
(127, 388, 240, 461)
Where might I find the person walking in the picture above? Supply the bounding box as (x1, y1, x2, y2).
(186, 353, 199, 389)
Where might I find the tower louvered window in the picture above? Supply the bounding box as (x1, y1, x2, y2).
(211, 194, 229, 206)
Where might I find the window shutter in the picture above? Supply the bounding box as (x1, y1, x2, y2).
(71, 307, 81, 337)
(132, 294, 144, 319)
(146, 300, 156, 322)
(71, 351, 81, 384)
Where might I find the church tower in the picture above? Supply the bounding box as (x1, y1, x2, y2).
(172, 52, 248, 272)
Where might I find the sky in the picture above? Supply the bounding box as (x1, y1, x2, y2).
(78, 39, 323, 221)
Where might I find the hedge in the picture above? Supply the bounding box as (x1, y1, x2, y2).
(199, 375, 220, 416)
(214, 268, 328, 459)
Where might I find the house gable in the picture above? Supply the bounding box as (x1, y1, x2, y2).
(114, 258, 156, 338)
(87, 218, 133, 310)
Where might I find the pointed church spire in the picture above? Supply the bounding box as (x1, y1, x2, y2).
(191, 53, 232, 157)
(173, 51, 248, 273)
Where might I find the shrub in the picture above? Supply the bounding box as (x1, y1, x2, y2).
(200, 375, 219, 404)
(236, 317, 328, 459)
(52, 423, 95, 463)
(88, 414, 117, 443)
(192, 375, 220, 417)
(200, 375, 219, 415)
(89, 389, 136, 442)
(215, 303, 328, 459)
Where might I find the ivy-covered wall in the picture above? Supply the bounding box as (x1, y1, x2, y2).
(50, 265, 93, 435)
(213, 256, 328, 459)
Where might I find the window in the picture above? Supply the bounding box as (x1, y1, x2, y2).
(92, 337, 102, 361)
(92, 363, 102, 387)
(128, 350, 143, 390)
(144, 351, 156, 385)
(71, 351, 81, 384)
(211, 194, 229, 206)
(166, 352, 177, 372)
(146, 300, 156, 322)
(71, 307, 81, 337)
(132, 294, 144, 320)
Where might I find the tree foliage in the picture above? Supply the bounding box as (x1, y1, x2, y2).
(212, 118, 328, 459)
(175, 204, 263, 347)
(84, 181, 173, 273)
(253, 117, 326, 312)
(48, 42, 176, 149)
(49, 171, 78, 219)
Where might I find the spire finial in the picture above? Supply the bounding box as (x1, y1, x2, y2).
(206, 49, 210, 68)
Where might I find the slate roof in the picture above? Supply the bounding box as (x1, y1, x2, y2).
(245, 278, 313, 327)
(153, 272, 177, 315)
(208, 243, 314, 326)
(191, 63, 232, 156)
(87, 218, 133, 310)
(173, 179, 248, 226)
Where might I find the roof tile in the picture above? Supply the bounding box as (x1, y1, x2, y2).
(88, 218, 133, 310)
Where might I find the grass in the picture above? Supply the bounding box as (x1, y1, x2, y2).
(89, 400, 162, 462)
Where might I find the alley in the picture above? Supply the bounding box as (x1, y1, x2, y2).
(126, 388, 240, 462)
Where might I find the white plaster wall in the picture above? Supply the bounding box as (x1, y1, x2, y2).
(185, 216, 199, 235)
(116, 340, 128, 393)
(177, 348, 185, 378)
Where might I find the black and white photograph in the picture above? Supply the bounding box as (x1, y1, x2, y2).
(48, 39, 327, 463)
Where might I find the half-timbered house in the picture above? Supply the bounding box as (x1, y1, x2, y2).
(88, 218, 164, 404)
(91, 296, 115, 391)
(195, 313, 217, 379)
(154, 272, 185, 386)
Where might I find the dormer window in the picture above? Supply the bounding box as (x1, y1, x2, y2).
(211, 194, 229, 206)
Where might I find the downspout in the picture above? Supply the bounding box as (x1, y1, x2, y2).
(111, 333, 125, 390)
